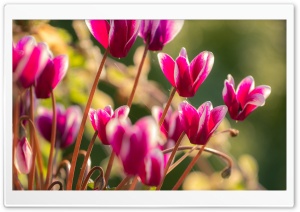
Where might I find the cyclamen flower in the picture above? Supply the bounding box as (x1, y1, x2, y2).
(138, 149, 165, 186)
(14, 137, 32, 174)
(13, 36, 48, 88)
(139, 20, 184, 51)
(106, 116, 159, 176)
(35, 54, 68, 99)
(178, 101, 227, 145)
(36, 104, 82, 148)
(222, 74, 271, 121)
(158, 47, 214, 97)
(89, 105, 130, 145)
(86, 20, 140, 58)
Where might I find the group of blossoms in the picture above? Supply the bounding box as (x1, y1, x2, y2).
(13, 20, 271, 190)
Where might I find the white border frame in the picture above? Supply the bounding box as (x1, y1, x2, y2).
(3, 3, 294, 207)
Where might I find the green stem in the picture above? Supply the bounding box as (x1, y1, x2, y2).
(67, 49, 109, 190)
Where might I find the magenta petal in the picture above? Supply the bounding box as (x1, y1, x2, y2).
(139, 149, 164, 186)
(249, 85, 271, 100)
(135, 117, 158, 149)
(168, 111, 184, 142)
(36, 108, 53, 141)
(139, 20, 160, 43)
(179, 47, 187, 58)
(85, 20, 110, 49)
(51, 55, 68, 89)
(15, 137, 33, 174)
(174, 56, 194, 97)
(157, 53, 176, 87)
(236, 76, 255, 107)
(207, 105, 227, 136)
(222, 79, 237, 106)
(124, 20, 140, 54)
(96, 109, 113, 145)
(106, 119, 126, 155)
(191, 51, 214, 93)
(103, 105, 113, 117)
(160, 20, 184, 46)
(88, 109, 97, 132)
(113, 105, 130, 119)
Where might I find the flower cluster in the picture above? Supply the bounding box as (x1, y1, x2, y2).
(12, 19, 271, 191)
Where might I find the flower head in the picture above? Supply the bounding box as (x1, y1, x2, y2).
(139, 20, 184, 51)
(158, 47, 214, 97)
(138, 149, 164, 186)
(13, 36, 49, 88)
(36, 104, 82, 148)
(14, 137, 32, 174)
(89, 105, 130, 145)
(222, 74, 271, 121)
(106, 116, 159, 176)
(178, 101, 227, 145)
(35, 54, 68, 99)
(86, 20, 140, 58)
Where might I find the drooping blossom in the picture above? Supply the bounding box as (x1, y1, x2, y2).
(89, 105, 130, 145)
(85, 20, 140, 58)
(222, 74, 271, 121)
(178, 101, 227, 145)
(138, 148, 164, 186)
(14, 137, 32, 174)
(13, 36, 48, 88)
(35, 54, 68, 99)
(152, 106, 184, 165)
(36, 104, 82, 148)
(158, 47, 214, 97)
(106, 116, 159, 176)
(139, 20, 184, 51)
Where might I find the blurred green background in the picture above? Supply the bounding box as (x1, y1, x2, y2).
(13, 20, 286, 190)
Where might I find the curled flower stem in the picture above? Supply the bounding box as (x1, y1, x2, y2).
(104, 151, 115, 189)
(67, 48, 109, 190)
(129, 176, 138, 190)
(55, 159, 71, 180)
(162, 146, 233, 175)
(19, 115, 44, 189)
(156, 132, 185, 190)
(44, 90, 57, 189)
(81, 166, 104, 190)
(127, 43, 149, 108)
(115, 176, 131, 190)
(76, 131, 98, 190)
(158, 87, 176, 127)
(48, 180, 63, 190)
(172, 144, 207, 190)
(28, 87, 35, 190)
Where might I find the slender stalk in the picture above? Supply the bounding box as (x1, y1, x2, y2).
(44, 91, 57, 189)
(12, 93, 20, 189)
(34, 168, 41, 190)
(76, 131, 98, 190)
(104, 151, 115, 188)
(172, 144, 207, 190)
(158, 87, 176, 126)
(115, 176, 131, 190)
(67, 49, 109, 190)
(127, 43, 149, 108)
(156, 132, 185, 190)
(55, 159, 71, 180)
(28, 87, 35, 190)
(129, 176, 138, 190)
(48, 181, 63, 190)
(81, 166, 104, 190)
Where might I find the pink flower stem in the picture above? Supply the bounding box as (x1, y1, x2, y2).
(126, 43, 149, 108)
(115, 176, 131, 190)
(156, 132, 185, 190)
(129, 176, 138, 190)
(44, 90, 57, 189)
(76, 131, 98, 190)
(67, 48, 109, 190)
(172, 143, 207, 190)
(104, 151, 115, 188)
(158, 87, 176, 126)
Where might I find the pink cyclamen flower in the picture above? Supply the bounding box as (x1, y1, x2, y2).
(86, 20, 140, 58)
(13, 36, 48, 88)
(14, 137, 32, 174)
(89, 105, 130, 145)
(139, 20, 184, 51)
(138, 149, 165, 186)
(158, 47, 214, 97)
(35, 54, 68, 98)
(36, 104, 82, 148)
(152, 106, 184, 165)
(179, 101, 227, 145)
(222, 74, 271, 121)
(106, 116, 159, 176)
